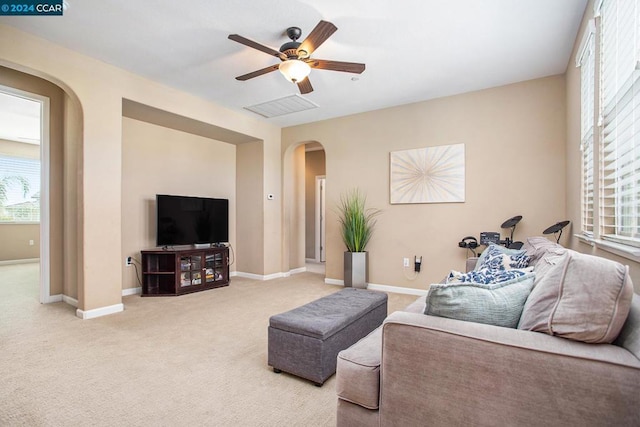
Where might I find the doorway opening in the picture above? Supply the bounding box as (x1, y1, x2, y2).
(0, 86, 50, 303)
(304, 143, 325, 275)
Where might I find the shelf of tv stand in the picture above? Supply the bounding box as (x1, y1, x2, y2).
(141, 246, 229, 297)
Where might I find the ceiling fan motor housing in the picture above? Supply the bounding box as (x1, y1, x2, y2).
(280, 42, 301, 59)
(281, 27, 303, 59)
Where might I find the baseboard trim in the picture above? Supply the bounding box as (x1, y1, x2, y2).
(122, 287, 141, 296)
(63, 295, 78, 307)
(234, 267, 307, 281)
(367, 283, 429, 296)
(0, 258, 39, 266)
(234, 271, 274, 281)
(76, 303, 124, 320)
(324, 278, 428, 296)
(44, 294, 63, 303)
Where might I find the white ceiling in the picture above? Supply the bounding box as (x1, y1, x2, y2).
(0, 0, 588, 128)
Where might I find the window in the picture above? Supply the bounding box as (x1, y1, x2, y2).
(579, 0, 640, 250)
(599, 0, 640, 246)
(0, 155, 40, 222)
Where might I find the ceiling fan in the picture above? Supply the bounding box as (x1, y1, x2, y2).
(228, 20, 366, 94)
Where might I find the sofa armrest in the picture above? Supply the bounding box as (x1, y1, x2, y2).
(379, 311, 640, 426)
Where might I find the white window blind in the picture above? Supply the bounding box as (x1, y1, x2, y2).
(600, 0, 640, 245)
(579, 30, 596, 235)
(0, 155, 40, 222)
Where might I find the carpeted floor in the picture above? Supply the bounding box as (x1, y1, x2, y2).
(0, 263, 417, 426)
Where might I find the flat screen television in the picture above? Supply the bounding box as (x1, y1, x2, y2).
(156, 194, 229, 247)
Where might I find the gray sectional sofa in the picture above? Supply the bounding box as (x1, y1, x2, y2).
(336, 238, 640, 426)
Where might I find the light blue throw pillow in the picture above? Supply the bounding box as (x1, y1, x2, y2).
(424, 273, 535, 328)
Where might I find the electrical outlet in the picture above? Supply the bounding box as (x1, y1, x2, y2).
(126, 256, 132, 267)
(403, 257, 410, 267)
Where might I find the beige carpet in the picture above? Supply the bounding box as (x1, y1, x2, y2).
(0, 264, 417, 426)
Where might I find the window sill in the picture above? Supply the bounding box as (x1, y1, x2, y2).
(0, 221, 40, 225)
(574, 234, 640, 263)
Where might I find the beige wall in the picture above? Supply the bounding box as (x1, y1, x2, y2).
(305, 149, 326, 259)
(0, 66, 65, 295)
(236, 141, 264, 275)
(0, 139, 40, 261)
(62, 93, 83, 299)
(0, 138, 39, 158)
(564, 1, 640, 291)
(121, 117, 236, 290)
(0, 224, 39, 260)
(283, 75, 567, 289)
(0, 24, 281, 312)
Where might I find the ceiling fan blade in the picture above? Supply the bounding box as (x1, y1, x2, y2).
(307, 59, 365, 74)
(235, 64, 280, 81)
(297, 78, 314, 94)
(297, 20, 337, 58)
(228, 34, 287, 61)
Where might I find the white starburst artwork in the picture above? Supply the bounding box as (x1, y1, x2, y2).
(390, 144, 465, 204)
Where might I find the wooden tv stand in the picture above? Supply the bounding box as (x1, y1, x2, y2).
(141, 246, 229, 296)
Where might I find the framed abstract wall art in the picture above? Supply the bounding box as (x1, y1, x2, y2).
(390, 143, 465, 204)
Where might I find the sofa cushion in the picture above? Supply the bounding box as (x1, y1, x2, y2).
(518, 249, 634, 344)
(522, 236, 564, 267)
(475, 244, 529, 271)
(424, 273, 535, 328)
(404, 295, 426, 313)
(336, 327, 383, 410)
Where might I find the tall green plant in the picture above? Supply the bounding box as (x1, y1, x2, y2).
(337, 189, 381, 252)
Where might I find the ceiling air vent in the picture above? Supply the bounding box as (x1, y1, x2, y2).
(244, 94, 318, 118)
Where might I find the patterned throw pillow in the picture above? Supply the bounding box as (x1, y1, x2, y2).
(447, 267, 534, 285)
(476, 244, 529, 271)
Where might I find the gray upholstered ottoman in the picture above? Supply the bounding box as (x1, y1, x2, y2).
(268, 288, 388, 386)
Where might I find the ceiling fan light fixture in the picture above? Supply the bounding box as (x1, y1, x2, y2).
(279, 59, 311, 83)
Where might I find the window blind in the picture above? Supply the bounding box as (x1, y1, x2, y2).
(580, 30, 596, 235)
(599, 0, 640, 245)
(0, 155, 40, 222)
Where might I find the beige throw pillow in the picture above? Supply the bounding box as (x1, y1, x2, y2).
(518, 249, 633, 343)
(521, 236, 564, 267)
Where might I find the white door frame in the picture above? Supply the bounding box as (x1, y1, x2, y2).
(315, 176, 326, 263)
(0, 85, 50, 303)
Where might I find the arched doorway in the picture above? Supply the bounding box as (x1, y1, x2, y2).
(0, 64, 83, 307)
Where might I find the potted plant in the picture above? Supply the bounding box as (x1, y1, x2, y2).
(337, 189, 381, 288)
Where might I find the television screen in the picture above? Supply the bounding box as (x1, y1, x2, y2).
(156, 194, 229, 246)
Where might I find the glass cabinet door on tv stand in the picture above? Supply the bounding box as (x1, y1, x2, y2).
(141, 246, 229, 296)
(180, 253, 203, 288)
